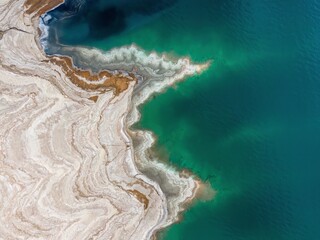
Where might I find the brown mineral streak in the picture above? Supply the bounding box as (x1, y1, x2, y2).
(128, 190, 149, 209)
(24, 0, 64, 16)
(25, 0, 136, 96)
(13, 1, 201, 239)
(88, 96, 99, 102)
(46, 56, 135, 95)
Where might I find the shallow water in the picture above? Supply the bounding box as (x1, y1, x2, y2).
(47, 0, 320, 239)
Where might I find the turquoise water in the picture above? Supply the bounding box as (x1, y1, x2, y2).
(47, 0, 320, 239)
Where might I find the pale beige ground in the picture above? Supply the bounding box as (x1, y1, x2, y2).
(0, 1, 207, 239)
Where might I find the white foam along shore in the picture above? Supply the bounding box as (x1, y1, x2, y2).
(71, 45, 211, 226)
(0, 0, 212, 239)
(39, 13, 52, 50)
(55, 43, 211, 220)
(40, 2, 211, 231)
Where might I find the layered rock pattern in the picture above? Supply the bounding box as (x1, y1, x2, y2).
(0, 0, 206, 239)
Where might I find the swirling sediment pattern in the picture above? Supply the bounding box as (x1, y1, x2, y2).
(0, 0, 206, 239)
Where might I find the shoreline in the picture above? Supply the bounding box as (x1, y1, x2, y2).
(37, 3, 211, 225)
(0, 0, 211, 239)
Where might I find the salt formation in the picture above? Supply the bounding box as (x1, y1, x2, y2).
(0, 0, 207, 239)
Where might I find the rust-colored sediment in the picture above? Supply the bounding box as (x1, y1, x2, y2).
(24, 0, 136, 96)
(128, 190, 149, 210)
(46, 56, 135, 95)
(88, 96, 99, 102)
(24, 0, 64, 16)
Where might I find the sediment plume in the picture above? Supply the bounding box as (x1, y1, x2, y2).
(0, 0, 209, 239)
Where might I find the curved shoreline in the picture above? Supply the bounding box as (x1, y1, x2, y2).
(0, 0, 210, 239)
(37, 1, 211, 225)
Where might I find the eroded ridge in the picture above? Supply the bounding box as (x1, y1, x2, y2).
(0, 0, 205, 239)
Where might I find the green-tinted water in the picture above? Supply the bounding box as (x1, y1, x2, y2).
(48, 0, 320, 239)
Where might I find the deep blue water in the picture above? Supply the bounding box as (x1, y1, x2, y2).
(46, 0, 320, 239)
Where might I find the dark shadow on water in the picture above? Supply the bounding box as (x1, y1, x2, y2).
(47, 0, 178, 43)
